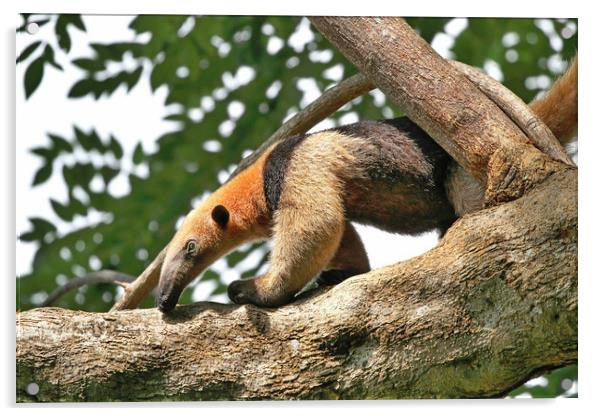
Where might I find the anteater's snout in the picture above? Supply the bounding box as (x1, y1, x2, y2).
(156, 281, 182, 314)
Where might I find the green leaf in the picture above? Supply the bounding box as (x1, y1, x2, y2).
(19, 217, 57, 242)
(88, 130, 104, 150)
(75, 162, 95, 186)
(18, 231, 38, 242)
(55, 15, 72, 53)
(74, 127, 104, 152)
(108, 135, 123, 159)
(66, 15, 86, 32)
(62, 162, 95, 191)
(42, 44, 63, 71)
(132, 142, 145, 164)
(50, 198, 73, 221)
(72, 58, 104, 72)
(23, 55, 45, 98)
(100, 166, 119, 184)
(30, 147, 54, 159)
(74, 127, 91, 150)
(62, 164, 77, 190)
(68, 79, 94, 98)
(54, 15, 86, 54)
(16, 41, 42, 64)
(30, 217, 57, 233)
(48, 133, 73, 153)
(125, 67, 143, 91)
(70, 195, 88, 216)
(31, 164, 52, 186)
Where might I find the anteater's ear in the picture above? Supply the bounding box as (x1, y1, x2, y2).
(211, 205, 229, 229)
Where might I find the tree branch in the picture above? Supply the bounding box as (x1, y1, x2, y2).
(16, 169, 577, 401)
(110, 247, 165, 311)
(42, 270, 135, 307)
(449, 61, 574, 167)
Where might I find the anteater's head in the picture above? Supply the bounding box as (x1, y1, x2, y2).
(157, 201, 234, 313)
(157, 156, 269, 313)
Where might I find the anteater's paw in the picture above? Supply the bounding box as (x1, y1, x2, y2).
(227, 276, 293, 308)
(316, 269, 360, 286)
(227, 278, 258, 305)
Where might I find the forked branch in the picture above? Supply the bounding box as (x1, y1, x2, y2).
(110, 247, 166, 311)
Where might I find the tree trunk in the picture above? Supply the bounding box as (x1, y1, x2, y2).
(16, 17, 577, 402)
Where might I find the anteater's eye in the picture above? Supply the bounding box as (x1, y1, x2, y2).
(185, 240, 197, 258)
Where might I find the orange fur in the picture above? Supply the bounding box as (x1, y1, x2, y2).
(530, 56, 578, 145)
(171, 150, 271, 251)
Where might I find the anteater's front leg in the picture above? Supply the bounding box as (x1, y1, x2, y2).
(228, 202, 345, 307)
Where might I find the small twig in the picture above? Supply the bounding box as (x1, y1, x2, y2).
(110, 247, 166, 311)
(114, 280, 130, 289)
(42, 270, 135, 307)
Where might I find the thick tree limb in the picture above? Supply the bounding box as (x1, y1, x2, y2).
(449, 61, 574, 167)
(16, 169, 577, 401)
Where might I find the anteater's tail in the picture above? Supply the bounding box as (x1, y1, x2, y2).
(529, 56, 578, 145)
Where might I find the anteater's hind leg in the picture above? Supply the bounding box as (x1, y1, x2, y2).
(316, 222, 370, 286)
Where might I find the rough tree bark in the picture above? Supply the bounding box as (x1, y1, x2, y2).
(16, 17, 577, 402)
